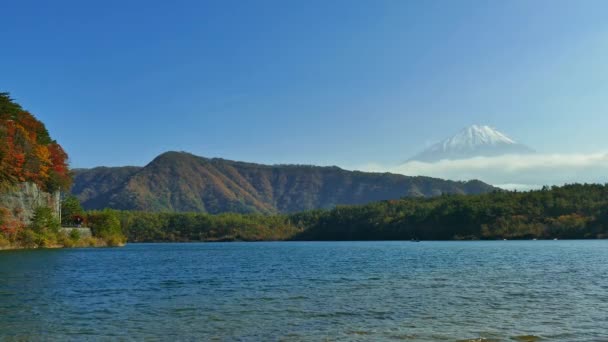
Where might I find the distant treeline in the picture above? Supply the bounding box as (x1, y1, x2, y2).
(293, 184, 608, 240)
(115, 211, 299, 242)
(106, 184, 608, 242)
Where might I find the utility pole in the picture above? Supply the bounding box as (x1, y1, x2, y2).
(58, 187, 61, 226)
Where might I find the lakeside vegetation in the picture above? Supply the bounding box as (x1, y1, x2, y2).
(0, 193, 126, 249)
(0, 93, 126, 249)
(108, 183, 608, 242)
(116, 211, 298, 242)
(0, 206, 125, 250)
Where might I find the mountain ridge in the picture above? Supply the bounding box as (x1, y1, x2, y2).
(72, 151, 497, 213)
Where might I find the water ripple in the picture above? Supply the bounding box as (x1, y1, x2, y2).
(1, 241, 608, 340)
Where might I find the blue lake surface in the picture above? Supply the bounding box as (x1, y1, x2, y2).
(1, 241, 608, 341)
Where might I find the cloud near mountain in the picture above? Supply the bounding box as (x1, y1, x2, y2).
(361, 152, 608, 190)
(357, 124, 608, 190)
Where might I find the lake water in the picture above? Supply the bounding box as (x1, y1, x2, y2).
(1, 241, 608, 341)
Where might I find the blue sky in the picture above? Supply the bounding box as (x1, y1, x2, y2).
(2, 0, 608, 170)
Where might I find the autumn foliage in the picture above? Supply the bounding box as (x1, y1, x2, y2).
(0, 92, 72, 192)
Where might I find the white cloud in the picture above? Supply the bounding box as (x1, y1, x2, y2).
(357, 153, 608, 190)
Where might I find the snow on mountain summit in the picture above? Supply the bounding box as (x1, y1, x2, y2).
(439, 125, 517, 150)
(410, 125, 534, 162)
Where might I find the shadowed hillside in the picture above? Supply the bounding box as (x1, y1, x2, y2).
(72, 151, 495, 214)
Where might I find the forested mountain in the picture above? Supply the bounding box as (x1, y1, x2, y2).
(72, 151, 495, 213)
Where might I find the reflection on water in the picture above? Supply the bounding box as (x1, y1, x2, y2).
(1, 241, 608, 341)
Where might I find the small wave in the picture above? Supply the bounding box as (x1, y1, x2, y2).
(511, 335, 542, 342)
(348, 330, 371, 335)
(159, 280, 186, 288)
(286, 295, 309, 300)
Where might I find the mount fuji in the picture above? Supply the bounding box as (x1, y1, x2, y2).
(410, 125, 535, 162)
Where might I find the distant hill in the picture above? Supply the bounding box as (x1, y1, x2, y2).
(70, 166, 141, 209)
(72, 151, 496, 214)
(410, 125, 534, 162)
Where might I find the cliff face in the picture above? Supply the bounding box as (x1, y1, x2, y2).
(0, 183, 60, 225)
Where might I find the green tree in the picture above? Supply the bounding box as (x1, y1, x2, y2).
(29, 206, 60, 247)
(61, 195, 84, 225)
(31, 207, 60, 233)
(87, 209, 126, 246)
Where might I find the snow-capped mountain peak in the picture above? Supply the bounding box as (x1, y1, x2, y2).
(442, 125, 516, 148)
(410, 125, 534, 162)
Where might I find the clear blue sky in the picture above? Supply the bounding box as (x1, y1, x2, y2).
(3, 0, 608, 169)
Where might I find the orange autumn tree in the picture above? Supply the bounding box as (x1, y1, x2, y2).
(0, 92, 72, 192)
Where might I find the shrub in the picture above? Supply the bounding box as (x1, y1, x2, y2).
(0, 234, 10, 248)
(85, 237, 99, 247)
(35, 231, 58, 248)
(18, 229, 38, 248)
(69, 229, 81, 241)
(57, 232, 73, 248)
(105, 234, 126, 247)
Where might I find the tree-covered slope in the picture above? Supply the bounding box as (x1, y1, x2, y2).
(0, 93, 71, 193)
(111, 183, 608, 242)
(71, 166, 140, 208)
(105, 184, 608, 242)
(0, 92, 90, 248)
(72, 151, 495, 213)
(0, 92, 72, 227)
(292, 183, 608, 240)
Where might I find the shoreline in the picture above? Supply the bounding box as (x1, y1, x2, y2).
(125, 238, 605, 244)
(0, 242, 126, 252)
